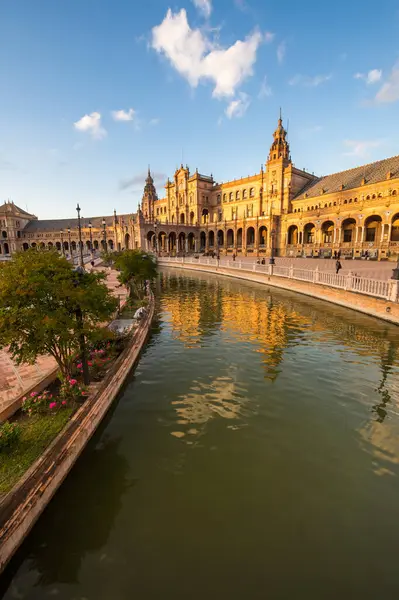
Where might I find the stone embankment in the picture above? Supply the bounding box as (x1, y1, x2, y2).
(0, 293, 154, 575)
(159, 260, 399, 326)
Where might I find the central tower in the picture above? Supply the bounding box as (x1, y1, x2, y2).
(265, 112, 292, 215)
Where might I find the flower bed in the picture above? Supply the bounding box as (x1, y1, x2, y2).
(0, 336, 127, 497)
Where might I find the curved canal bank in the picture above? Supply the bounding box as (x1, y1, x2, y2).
(0, 294, 154, 576)
(2, 270, 399, 599)
(158, 258, 399, 325)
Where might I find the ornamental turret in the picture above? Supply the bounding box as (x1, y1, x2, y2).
(141, 167, 158, 222)
(267, 111, 290, 165)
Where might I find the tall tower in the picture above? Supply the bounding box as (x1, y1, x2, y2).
(265, 112, 292, 215)
(267, 111, 290, 165)
(141, 168, 158, 222)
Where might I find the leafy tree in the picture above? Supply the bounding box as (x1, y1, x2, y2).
(0, 249, 118, 380)
(114, 250, 157, 298)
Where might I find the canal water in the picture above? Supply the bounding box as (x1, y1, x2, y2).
(2, 268, 399, 599)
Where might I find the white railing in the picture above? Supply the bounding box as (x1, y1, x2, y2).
(158, 256, 398, 302)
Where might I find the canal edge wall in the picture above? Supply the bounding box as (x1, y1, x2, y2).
(159, 261, 399, 326)
(0, 293, 155, 576)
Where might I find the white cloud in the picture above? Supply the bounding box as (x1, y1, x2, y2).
(192, 0, 212, 18)
(375, 63, 399, 103)
(277, 41, 286, 64)
(73, 112, 106, 140)
(149, 118, 160, 126)
(343, 139, 383, 158)
(258, 75, 272, 98)
(288, 73, 332, 87)
(111, 108, 135, 121)
(354, 69, 382, 84)
(225, 92, 250, 118)
(151, 8, 262, 98)
(264, 31, 274, 43)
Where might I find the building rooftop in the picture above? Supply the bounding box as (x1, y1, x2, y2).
(0, 201, 37, 219)
(23, 213, 135, 232)
(293, 154, 399, 200)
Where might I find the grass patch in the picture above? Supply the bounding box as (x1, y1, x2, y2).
(0, 408, 74, 497)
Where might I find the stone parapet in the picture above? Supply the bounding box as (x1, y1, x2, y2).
(159, 260, 399, 326)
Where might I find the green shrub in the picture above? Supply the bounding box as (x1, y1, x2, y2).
(0, 421, 21, 452)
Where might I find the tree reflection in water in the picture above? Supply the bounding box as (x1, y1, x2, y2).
(2, 435, 133, 592)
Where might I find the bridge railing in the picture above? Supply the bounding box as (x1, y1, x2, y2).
(158, 256, 398, 302)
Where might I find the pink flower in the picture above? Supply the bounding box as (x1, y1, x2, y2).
(77, 363, 82, 369)
(62, 400, 67, 406)
(49, 402, 57, 409)
(69, 378, 77, 386)
(88, 361, 93, 367)
(30, 391, 38, 398)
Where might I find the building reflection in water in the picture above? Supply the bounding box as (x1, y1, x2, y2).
(160, 271, 399, 469)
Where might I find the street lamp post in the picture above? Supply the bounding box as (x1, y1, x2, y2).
(88, 220, 93, 258)
(73, 266, 90, 386)
(60, 229, 65, 256)
(102, 218, 106, 252)
(269, 229, 276, 265)
(76, 203, 84, 267)
(68, 227, 72, 261)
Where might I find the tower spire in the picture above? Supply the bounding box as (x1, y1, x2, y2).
(267, 114, 290, 164)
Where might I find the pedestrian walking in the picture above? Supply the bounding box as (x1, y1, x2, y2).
(335, 260, 342, 275)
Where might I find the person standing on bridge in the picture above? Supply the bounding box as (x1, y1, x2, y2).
(336, 260, 342, 275)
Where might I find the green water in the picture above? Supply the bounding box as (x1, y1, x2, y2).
(2, 269, 399, 599)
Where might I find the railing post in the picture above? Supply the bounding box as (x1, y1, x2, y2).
(253, 263, 256, 272)
(314, 267, 319, 284)
(344, 271, 352, 291)
(289, 265, 294, 279)
(389, 280, 399, 302)
(239, 260, 242, 269)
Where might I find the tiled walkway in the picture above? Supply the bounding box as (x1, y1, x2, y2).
(0, 266, 128, 421)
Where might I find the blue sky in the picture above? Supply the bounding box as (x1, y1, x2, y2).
(1, 0, 399, 219)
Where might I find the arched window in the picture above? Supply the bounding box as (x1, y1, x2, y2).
(250, 188, 255, 197)
(366, 195, 370, 200)
(343, 199, 347, 204)
(393, 190, 397, 196)
(229, 192, 233, 201)
(243, 189, 247, 199)
(217, 194, 221, 204)
(354, 198, 358, 202)
(223, 194, 227, 202)
(236, 190, 240, 200)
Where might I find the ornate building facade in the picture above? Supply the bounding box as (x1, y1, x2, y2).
(1, 115, 399, 261)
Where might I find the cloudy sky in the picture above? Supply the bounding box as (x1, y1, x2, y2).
(1, 0, 399, 219)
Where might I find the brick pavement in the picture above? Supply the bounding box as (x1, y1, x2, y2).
(0, 266, 128, 422)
